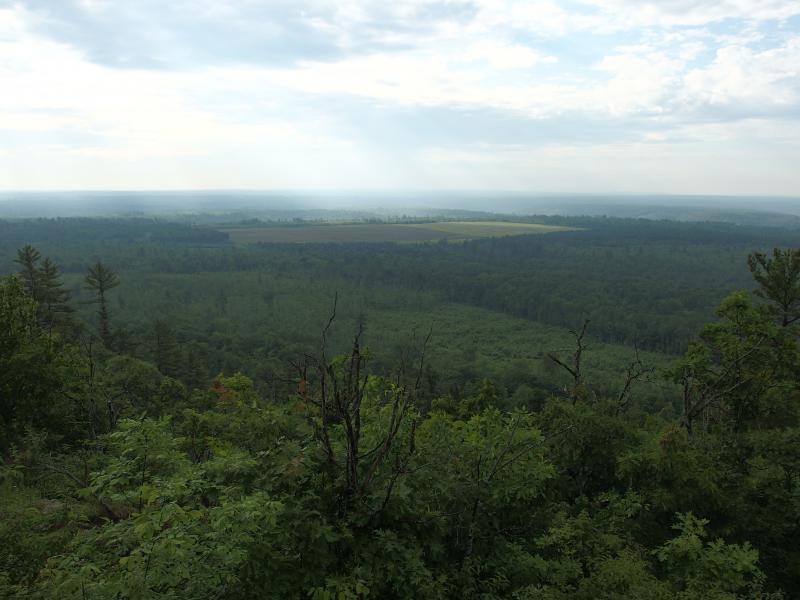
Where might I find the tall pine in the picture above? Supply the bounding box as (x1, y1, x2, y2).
(38, 258, 73, 334)
(154, 319, 180, 378)
(85, 262, 120, 347)
(748, 248, 800, 327)
(14, 245, 42, 303)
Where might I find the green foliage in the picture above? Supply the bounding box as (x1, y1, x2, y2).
(655, 513, 766, 599)
(748, 248, 800, 327)
(14, 245, 74, 334)
(37, 257, 74, 332)
(0, 480, 87, 594)
(98, 355, 185, 421)
(33, 416, 286, 599)
(14, 245, 43, 302)
(85, 261, 120, 346)
(2, 226, 800, 598)
(0, 276, 79, 450)
(669, 290, 797, 433)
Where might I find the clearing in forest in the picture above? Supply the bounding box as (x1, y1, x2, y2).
(222, 221, 576, 244)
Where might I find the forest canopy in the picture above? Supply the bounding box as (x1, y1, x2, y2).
(1, 216, 799, 598)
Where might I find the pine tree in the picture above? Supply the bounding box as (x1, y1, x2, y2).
(748, 248, 800, 327)
(37, 258, 73, 333)
(181, 345, 207, 389)
(85, 262, 120, 347)
(154, 319, 180, 377)
(14, 245, 42, 302)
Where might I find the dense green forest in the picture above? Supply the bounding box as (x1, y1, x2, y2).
(1, 215, 800, 598)
(1, 216, 796, 359)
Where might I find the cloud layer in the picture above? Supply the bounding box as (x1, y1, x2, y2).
(1, 0, 799, 194)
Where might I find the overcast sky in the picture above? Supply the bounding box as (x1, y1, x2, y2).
(1, 0, 799, 194)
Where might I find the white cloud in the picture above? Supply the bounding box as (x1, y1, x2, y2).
(585, 0, 800, 27)
(682, 37, 800, 109)
(462, 41, 557, 69)
(470, 0, 800, 37)
(418, 132, 800, 194)
(1, 1, 799, 192)
(592, 51, 684, 115)
(0, 10, 349, 160)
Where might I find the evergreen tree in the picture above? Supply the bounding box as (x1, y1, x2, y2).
(37, 257, 73, 333)
(154, 319, 180, 378)
(14, 245, 42, 302)
(84, 262, 120, 347)
(0, 276, 78, 451)
(748, 248, 800, 327)
(182, 344, 207, 389)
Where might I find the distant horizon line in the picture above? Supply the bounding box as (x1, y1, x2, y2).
(1, 189, 799, 200)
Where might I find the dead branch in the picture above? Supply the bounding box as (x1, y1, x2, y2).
(548, 319, 590, 404)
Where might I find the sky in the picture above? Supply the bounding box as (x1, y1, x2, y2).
(0, 0, 799, 195)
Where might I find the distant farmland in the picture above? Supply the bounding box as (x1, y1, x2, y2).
(222, 221, 577, 244)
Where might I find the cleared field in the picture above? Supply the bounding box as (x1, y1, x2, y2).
(222, 221, 576, 244)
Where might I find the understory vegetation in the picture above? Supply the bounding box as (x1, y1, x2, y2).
(1, 215, 799, 598)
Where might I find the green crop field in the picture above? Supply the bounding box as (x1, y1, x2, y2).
(221, 221, 576, 244)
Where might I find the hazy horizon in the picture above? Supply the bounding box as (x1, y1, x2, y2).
(2, 189, 800, 198)
(2, 190, 800, 222)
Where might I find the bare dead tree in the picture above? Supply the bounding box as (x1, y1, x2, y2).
(615, 344, 654, 415)
(547, 319, 590, 404)
(292, 295, 430, 516)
